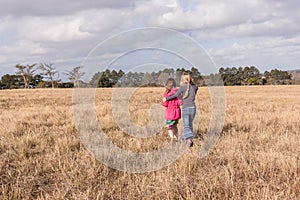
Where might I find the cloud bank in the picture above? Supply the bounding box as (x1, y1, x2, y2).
(0, 0, 299, 77)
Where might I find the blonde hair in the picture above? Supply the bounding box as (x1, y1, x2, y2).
(181, 72, 193, 99)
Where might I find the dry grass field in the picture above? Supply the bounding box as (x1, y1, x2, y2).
(0, 86, 299, 199)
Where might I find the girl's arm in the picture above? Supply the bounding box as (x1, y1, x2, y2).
(177, 95, 183, 106)
(166, 87, 183, 101)
(162, 92, 169, 107)
(162, 101, 168, 107)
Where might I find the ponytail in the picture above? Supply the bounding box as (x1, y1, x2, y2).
(181, 72, 193, 99)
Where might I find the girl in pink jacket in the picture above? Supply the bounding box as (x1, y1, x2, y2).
(162, 78, 182, 140)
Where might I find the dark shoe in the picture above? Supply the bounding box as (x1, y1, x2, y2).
(186, 138, 193, 147)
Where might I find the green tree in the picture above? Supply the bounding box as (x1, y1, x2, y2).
(243, 66, 261, 85)
(219, 66, 261, 85)
(208, 73, 223, 86)
(190, 67, 203, 85)
(219, 67, 230, 85)
(110, 70, 120, 86)
(269, 69, 291, 85)
(236, 67, 244, 85)
(98, 70, 112, 87)
(90, 72, 101, 87)
(270, 69, 291, 80)
(1, 74, 21, 88)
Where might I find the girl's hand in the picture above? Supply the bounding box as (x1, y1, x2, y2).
(163, 97, 167, 102)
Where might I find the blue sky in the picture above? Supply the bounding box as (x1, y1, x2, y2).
(0, 0, 300, 80)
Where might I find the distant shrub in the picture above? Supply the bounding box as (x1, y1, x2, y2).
(37, 81, 46, 88)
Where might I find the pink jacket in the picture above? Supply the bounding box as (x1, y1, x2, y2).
(162, 88, 182, 120)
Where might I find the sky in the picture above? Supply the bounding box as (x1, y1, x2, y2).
(0, 0, 300, 80)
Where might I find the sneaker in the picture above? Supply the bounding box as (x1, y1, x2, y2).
(186, 138, 193, 147)
(171, 137, 178, 143)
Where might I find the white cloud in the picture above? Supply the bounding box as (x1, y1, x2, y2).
(208, 34, 300, 70)
(18, 16, 90, 43)
(78, 9, 133, 34)
(1, 0, 300, 79)
(0, 0, 137, 16)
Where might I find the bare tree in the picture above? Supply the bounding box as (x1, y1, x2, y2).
(39, 63, 60, 88)
(65, 66, 85, 87)
(142, 72, 152, 85)
(15, 64, 36, 88)
(158, 72, 169, 86)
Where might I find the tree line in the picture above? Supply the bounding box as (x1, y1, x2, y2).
(91, 67, 203, 88)
(0, 63, 85, 89)
(208, 66, 292, 86)
(0, 64, 294, 89)
(91, 66, 292, 87)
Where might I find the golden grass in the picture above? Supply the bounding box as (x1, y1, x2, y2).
(0, 86, 299, 199)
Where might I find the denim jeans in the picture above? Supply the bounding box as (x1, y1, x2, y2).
(182, 107, 196, 141)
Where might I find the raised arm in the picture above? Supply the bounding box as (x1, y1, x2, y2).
(166, 87, 183, 101)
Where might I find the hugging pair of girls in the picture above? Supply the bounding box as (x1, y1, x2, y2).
(162, 72, 198, 147)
